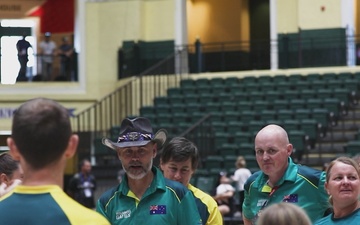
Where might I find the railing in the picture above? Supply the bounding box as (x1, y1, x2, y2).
(71, 51, 186, 140)
(120, 33, 360, 77)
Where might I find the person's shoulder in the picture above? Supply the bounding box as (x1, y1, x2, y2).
(98, 185, 120, 206)
(164, 178, 191, 199)
(297, 164, 325, 186)
(313, 214, 332, 225)
(244, 170, 262, 190)
(189, 184, 217, 206)
(60, 193, 110, 225)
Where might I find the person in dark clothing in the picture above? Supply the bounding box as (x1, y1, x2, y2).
(67, 159, 96, 208)
(16, 35, 32, 82)
(58, 36, 74, 81)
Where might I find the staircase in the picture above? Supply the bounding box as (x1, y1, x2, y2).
(304, 103, 360, 169)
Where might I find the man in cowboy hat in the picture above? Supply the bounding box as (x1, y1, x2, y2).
(96, 117, 202, 225)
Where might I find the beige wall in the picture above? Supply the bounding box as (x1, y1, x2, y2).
(85, 0, 175, 98)
(298, 0, 342, 29)
(143, 0, 175, 40)
(277, 0, 346, 33)
(277, 0, 298, 33)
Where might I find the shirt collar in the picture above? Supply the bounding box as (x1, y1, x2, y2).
(257, 157, 298, 191)
(118, 166, 167, 197)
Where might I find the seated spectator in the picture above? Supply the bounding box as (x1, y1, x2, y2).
(257, 202, 312, 225)
(231, 156, 251, 215)
(212, 171, 236, 217)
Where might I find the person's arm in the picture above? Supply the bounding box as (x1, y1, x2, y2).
(213, 190, 234, 202)
(178, 191, 202, 225)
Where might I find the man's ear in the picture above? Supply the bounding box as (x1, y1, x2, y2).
(64, 134, 79, 159)
(152, 143, 157, 158)
(159, 158, 164, 170)
(7, 137, 21, 161)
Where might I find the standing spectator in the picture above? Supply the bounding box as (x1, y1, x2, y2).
(160, 136, 223, 225)
(242, 124, 329, 225)
(257, 202, 312, 225)
(231, 156, 252, 215)
(0, 98, 109, 225)
(212, 172, 236, 217)
(39, 32, 56, 81)
(67, 159, 96, 209)
(0, 152, 23, 197)
(97, 117, 202, 225)
(58, 36, 74, 81)
(315, 157, 360, 225)
(16, 34, 32, 82)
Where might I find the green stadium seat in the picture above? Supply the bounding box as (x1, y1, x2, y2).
(154, 96, 168, 105)
(288, 74, 304, 82)
(223, 155, 238, 170)
(264, 90, 281, 102)
(277, 109, 294, 120)
(257, 75, 273, 83)
(289, 99, 306, 111)
(233, 131, 252, 144)
(345, 141, 360, 156)
(219, 144, 238, 156)
(195, 78, 209, 86)
(294, 108, 311, 120)
(259, 109, 277, 121)
(180, 79, 195, 88)
(272, 74, 288, 83)
(238, 101, 253, 111)
(167, 87, 182, 97)
(239, 143, 255, 156)
(204, 155, 224, 169)
(196, 176, 215, 194)
(198, 93, 214, 104)
(273, 99, 289, 111)
(253, 100, 269, 111)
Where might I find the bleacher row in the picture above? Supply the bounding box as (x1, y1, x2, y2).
(95, 72, 360, 192)
(144, 74, 359, 186)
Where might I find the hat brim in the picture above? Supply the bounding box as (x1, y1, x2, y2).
(102, 129, 167, 150)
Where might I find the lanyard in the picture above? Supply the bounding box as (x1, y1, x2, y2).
(260, 185, 279, 210)
(252, 185, 280, 224)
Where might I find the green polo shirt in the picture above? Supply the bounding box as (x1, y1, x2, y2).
(315, 208, 360, 225)
(96, 167, 202, 225)
(243, 157, 329, 224)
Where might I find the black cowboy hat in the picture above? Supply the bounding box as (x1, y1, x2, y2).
(102, 117, 167, 149)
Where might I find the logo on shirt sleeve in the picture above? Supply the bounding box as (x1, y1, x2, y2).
(116, 210, 131, 220)
(149, 205, 166, 215)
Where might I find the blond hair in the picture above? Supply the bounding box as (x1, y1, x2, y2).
(257, 203, 311, 225)
(235, 156, 246, 168)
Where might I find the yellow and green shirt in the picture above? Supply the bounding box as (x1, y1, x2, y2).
(0, 185, 110, 225)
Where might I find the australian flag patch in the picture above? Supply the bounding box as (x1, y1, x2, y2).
(282, 194, 298, 203)
(149, 205, 166, 215)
